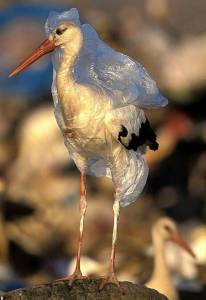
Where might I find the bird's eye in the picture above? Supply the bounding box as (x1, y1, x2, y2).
(164, 225, 172, 232)
(56, 27, 67, 35)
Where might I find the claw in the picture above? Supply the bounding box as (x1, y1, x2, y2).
(55, 270, 88, 286)
(99, 272, 124, 294)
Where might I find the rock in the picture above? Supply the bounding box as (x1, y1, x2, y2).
(2, 279, 168, 300)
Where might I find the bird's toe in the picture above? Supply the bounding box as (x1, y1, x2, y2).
(99, 272, 124, 294)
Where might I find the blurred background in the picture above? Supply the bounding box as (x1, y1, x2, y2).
(0, 0, 206, 299)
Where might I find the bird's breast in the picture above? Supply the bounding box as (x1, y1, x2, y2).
(55, 81, 112, 158)
(59, 99, 100, 134)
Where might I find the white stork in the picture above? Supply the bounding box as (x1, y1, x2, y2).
(9, 8, 168, 290)
(146, 217, 195, 300)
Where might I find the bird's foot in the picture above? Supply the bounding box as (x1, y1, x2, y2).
(99, 272, 124, 294)
(55, 270, 88, 286)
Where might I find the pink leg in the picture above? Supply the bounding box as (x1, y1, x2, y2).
(56, 171, 87, 285)
(100, 198, 123, 292)
(72, 171, 87, 278)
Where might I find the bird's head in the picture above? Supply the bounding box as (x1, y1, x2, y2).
(52, 22, 82, 47)
(152, 217, 196, 258)
(9, 21, 82, 78)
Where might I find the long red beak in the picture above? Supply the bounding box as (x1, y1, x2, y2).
(170, 232, 196, 258)
(9, 38, 55, 78)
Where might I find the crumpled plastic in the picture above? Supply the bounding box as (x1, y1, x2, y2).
(44, 8, 167, 206)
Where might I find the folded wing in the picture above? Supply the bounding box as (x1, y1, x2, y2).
(76, 24, 168, 109)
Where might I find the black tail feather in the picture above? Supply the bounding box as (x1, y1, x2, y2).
(148, 140, 159, 151)
(118, 118, 159, 152)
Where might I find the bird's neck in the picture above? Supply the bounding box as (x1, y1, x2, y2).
(148, 236, 178, 300)
(55, 34, 83, 128)
(57, 34, 83, 90)
(152, 237, 171, 280)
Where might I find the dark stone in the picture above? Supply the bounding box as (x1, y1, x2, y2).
(2, 279, 168, 300)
